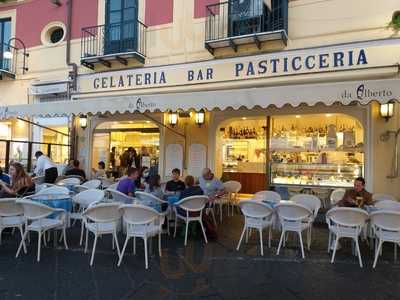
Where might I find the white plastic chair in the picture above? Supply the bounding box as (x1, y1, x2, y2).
(135, 191, 170, 233)
(370, 210, 400, 268)
(291, 194, 321, 249)
(75, 179, 101, 192)
(35, 186, 70, 196)
(374, 200, 400, 211)
(118, 204, 163, 269)
(372, 193, 398, 203)
(100, 178, 115, 189)
(0, 199, 25, 249)
(330, 188, 346, 206)
(215, 181, 241, 221)
(326, 207, 369, 267)
(276, 203, 313, 259)
(70, 189, 105, 245)
(173, 196, 208, 246)
(58, 177, 81, 186)
(108, 189, 135, 204)
(254, 190, 281, 203)
(83, 203, 121, 266)
(236, 201, 274, 256)
(15, 199, 68, 262)
(106, 182, 119, 191)
(35, 183, 55, 193)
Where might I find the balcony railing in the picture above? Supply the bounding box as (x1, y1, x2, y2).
(0, 42, 17, 79)
(80, 20, 147, 69)
(205, 0, 288, 53)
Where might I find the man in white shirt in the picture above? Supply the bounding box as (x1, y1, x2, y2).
(34, 151, 58, 183)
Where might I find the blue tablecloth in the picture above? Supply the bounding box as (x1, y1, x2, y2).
(29, 194, 73, 218)
(167, 195, 180, 205)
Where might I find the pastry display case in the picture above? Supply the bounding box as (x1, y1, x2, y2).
(269, 162, 363, 188)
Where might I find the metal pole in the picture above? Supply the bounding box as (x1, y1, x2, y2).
(17, 117, 69, 137)
(5, 141, 10, 172)
(27, 142, 33, 172)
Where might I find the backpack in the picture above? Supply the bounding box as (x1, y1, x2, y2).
(202, 213, 218, 240)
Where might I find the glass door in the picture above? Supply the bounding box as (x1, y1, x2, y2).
(0, 18, 11, 71)
(105, 0, 138, 54)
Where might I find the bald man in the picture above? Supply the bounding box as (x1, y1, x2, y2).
(199, 168, 225, 200)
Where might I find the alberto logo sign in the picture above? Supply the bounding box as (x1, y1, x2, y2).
(341, 84, 394, 101)
(77, 41, 400, 94)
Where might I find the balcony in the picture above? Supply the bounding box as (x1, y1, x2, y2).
(80, 20, 147, 69)
(0, 43, 17, 80)
(204, 0, 288, 54)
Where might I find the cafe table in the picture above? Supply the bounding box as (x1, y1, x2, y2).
(28, 194, 73, 226)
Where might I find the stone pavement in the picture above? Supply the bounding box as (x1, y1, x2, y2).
(0, 215, 399, 300)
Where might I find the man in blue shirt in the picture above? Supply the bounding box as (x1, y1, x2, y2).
(117, 168, 139, 197)
(199, 168, 225, 201)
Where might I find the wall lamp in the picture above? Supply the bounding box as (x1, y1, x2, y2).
(79, 115, 88, 129)
(168, 111, 178, 127)
(3, 37, 29, 74)
(195, 109, 205, 127)
(380, 101, 395, 122)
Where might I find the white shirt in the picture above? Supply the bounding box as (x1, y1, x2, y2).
(34, 155, 56, 176)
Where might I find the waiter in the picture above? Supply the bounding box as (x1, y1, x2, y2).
(34, 151, 58, 183)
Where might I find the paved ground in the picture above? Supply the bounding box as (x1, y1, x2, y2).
(1, 214, 400, 300)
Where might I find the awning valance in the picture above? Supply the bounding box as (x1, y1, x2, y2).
(0, 78, 399, 118)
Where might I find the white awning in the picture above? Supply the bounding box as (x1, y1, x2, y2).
(0, 78, 399, 118)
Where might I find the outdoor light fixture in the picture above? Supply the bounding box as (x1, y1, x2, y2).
(168, 111, 178, 127)
(380, 101, 395, 121)
(4, 37, 29, 73)
(195, 109, 205, 127)
(79, 115, 88, 129)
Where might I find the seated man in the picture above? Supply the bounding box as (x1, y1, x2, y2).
(65, 159, 86, 180)
(117, 168, 139, 197)
(198, 168, 225, 201)
(338, 177, 373, 207)
(165, 168, 185, 193)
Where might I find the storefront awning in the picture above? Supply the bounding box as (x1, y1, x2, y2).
(0, 78, 399, 118)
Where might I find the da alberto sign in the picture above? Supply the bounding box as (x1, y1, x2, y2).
(77, 40, 400, 94)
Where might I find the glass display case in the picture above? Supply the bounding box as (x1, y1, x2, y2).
(269, 162, 363, 188)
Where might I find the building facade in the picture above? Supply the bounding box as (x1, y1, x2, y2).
(0, 0, 399, 199)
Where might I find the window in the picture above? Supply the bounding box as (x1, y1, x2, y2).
(0, 18, 11, 71)
(105, 0, 138, 54)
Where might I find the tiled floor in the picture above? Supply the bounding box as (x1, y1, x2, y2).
(0, 214, 399, 300)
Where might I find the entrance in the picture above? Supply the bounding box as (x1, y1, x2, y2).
(92, 120, 160, 176)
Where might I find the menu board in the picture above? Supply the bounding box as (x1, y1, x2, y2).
(188, 144, 207, 178)
(165, 144, 183, 177)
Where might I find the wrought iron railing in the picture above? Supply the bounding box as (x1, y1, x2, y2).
(81, 20, 147, 59)
(0, 42, 17, 75)
(205, 0, 288, 42)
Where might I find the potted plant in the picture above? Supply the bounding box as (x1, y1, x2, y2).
(388, 11, 400, 31)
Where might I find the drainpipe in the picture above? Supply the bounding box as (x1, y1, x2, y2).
(66, 0, 78, 159)
(66, 0, 78, 91)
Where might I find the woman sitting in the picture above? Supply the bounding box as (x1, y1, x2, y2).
(145, 174, 164, 200)
(0, 162, 34, 197)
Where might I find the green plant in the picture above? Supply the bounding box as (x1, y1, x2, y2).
(388, 11, 400, 30)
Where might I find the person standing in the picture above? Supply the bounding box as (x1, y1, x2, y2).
(34, 151, 58, 183)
